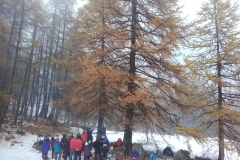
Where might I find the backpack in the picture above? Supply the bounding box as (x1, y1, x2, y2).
(130, 149, 139, 158)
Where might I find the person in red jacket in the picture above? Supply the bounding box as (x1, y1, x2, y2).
(116, 138, 122, 147)
(74, 135, 83, 160)
(69, 135, 77, 160)
(81, 130, 88, 150)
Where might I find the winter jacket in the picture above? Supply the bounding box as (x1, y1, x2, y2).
(100, 126, 106, 136)
(42, 140, 50, 153)
(116, 138, 122, 147)
(61, 137, 70, 151)
(92, 140, 103, 153)
(84, 145, 92, 157)
(61, 137, 67, 149)
(87, 129, 93, 140)
(102, 137, 110, 146)
(74, 138, 82, 151)
(81, 132, 88, 142)
(102, 145, 109, 155)
(50, 138, 55, 148)
(70, 138, 76, 150)
(53, 140, 62, 152)
(130, 149, 139, 159)
(163, 147, 173, 157)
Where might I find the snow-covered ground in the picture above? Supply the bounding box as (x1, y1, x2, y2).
(0, 127, 239, 160)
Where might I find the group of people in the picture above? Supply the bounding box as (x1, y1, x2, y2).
(41, 125, 125, 160)
(41, 128, 94, 160)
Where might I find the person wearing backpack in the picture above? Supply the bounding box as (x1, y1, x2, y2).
(53, 138, 62, 160)
(42, 136, 50, 160)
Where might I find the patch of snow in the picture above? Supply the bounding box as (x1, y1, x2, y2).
(0, 128, 239, 160)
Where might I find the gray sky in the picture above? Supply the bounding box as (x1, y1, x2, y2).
(76, 0, 207, 21)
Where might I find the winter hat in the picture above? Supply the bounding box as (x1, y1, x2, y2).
(44, 136, 49, 141)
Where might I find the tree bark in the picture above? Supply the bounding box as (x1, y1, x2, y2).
(123, 0, 137, 155)
(214, 1, 224, 160)
(12, 0, 25, 125)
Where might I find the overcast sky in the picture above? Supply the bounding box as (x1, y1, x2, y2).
(76, 0, 207, 21)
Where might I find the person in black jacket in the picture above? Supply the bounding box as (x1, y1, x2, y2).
(62, 137, 70, 160)
(50, 137, 55, 159)
(87, 128, 94, 145)
(92, 137, 103, 160)
(163, 146, 174, 157)
(102, 144, 109, 158)
(61, 134, 69, 160)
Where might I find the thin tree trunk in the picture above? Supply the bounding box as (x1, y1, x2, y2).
(123, 0, 137, 155)
(41, 6, 57, 118)
(35, 39, 44, 122)
(12, 0, 25, 125)
(214, 1, 224, 160)
(0, 2, 19, 128)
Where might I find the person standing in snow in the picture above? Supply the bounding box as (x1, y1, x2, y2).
(70, 135, 77, 160)
(50, 137, 55, 159)
(102, 144, 109, 158)
(84, 142, 92, 160)
(61, 134, 69, 159)
(74, 135, 83, 160)
(62, 137, 70, 160)
(92, 136, 103, 160)
(42, 136, 50, 160)
(69, 132, 74, 140)
(53, 137, 62, 160)
(102, 135, 110, 146)
(81, 130, 88, 150)
(99, 125, 106, 137)
(87, 128, 93, 145)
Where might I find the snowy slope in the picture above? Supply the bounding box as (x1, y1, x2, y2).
(0, 128, 239, 160)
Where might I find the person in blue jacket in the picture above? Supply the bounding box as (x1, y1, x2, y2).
(102, 135, 110, 146)
(99, 125, 106, 137)
(42, 136, 50, 160)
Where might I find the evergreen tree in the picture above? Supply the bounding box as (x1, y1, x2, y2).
(185, 0, 240, 159)
(62, 0, 193, 154)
